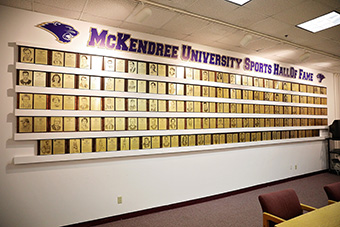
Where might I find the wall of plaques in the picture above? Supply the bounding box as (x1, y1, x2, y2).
(15, 45, 328, 157)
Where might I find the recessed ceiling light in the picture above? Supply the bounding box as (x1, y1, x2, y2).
(297, 11, 340, 33)
(225, 0, 252, 6)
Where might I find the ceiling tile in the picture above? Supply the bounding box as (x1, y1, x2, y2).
(33, 3, 82, 19)
(246, 38, 279, 52)
(272, 0, 334, 25)
(80, 13, 123, 28)
(125, 5, 178, 29)
(249, 17, 293, 39)
(313, 0, 340, 8)
(317, 25, 340, 42)
(244, 0, 306, 17)
(84, 0, 137, 21)
(33, 0, 87, 12)
(0, 0, 32, 10)
(149, 0, 198, 9)
(152, 29, 189, 41)
(160, 14, 210, 36)
(119, 21, 157, 34)
(187, 0, 239, 20)
(223, 6, 269, 27)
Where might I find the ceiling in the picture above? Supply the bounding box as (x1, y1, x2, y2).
(1, 0, 340, 73)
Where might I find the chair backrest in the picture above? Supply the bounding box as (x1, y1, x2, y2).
(258, 188, 303, 220)
(324, 182, 340, 202)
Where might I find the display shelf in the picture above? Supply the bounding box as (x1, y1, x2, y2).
(14, 126, 327, 141)
(15, 85, 327, 108)
(16, 62, 327, 98)
(13, 136, 327, 165)
(14, 109, 328, 118)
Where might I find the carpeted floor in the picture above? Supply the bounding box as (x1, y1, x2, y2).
(95, 172, 340, 227)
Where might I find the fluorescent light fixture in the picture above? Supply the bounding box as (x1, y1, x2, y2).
(299, 52, 310, 63)
(240, 34, 253, 47)
(225, 0, 252, 6)
(134, 7, 152, 23)
(297, 11, 340, 33)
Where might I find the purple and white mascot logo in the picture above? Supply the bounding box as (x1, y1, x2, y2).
(37, 21, 79, 44)
(316, 73, 325, 83)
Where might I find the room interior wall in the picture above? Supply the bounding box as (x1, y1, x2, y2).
(0, 6, 333, 227)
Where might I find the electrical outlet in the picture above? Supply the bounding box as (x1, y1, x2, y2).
(295, 165, 297, 170)
(117, 196, 122, 204)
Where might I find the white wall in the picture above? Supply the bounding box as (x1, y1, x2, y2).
(0, 6, 333, 227)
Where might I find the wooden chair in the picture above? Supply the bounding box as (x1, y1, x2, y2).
(258, 188, 316, 227)
(324, 182, 340, 204)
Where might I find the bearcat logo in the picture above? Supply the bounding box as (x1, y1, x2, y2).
(316, 73, 325, 83)
(37, 21, 79, 44)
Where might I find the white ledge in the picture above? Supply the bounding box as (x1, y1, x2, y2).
(13, 136, 327, 165)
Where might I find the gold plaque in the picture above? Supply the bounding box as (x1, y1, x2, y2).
(115, 59, 125, 72)
(205, 134, 211, 145)
(103, 97, 114, 111)
(149, 81, 158, 94)
(202, 86, 209, 97)
(186, 85, 194, 96)
(50, 95, 63, 110)
(104, 57, 115, 71)
(64, 117, 75, 131)
(91, 56, 102, 71)
(159, 118, 167, 130)
(65, 53, 76, 68)
(152, 136, 160, 148)
(127, 60, 137, 74)
(135, 99, 146, 112)
(135, 118, 146, 131)
(210, 118, 216, 128)
(194, 101, 201, 112)
(168, 83, 177, 95)
(161, 136, 171, 148)
(104, 117, 115, 131)
(193, 69, 200, 80)
(81, 138, 92, 153)
(120, 137, 130, 151)
(107, 138, 117, 151)
(129, 137, 139, 150)
(33, 94, 46, 109)
(104, 77, 115, 91)
(51, 73, 63, 88)
(138, 62, 146, 75)
(168, 66, 177, 77)
(203, 118, 210, 129)
(127, 118, 137, 130)
(91, 97, 102, 111)
(53, 139, 65, 154)
(50, 117, 63, 132)
(171, 136, 179, 147)
(209, 87, 216, 98)
(127, 79, 137, 92)
(78, 96, 90, 110)
(148, 99, 157, 112)
(115, 98, 125, 111)
(176, 84, 183, 95)
(195, 135, 203, 145)
(194, 118, 201, 129)
(208, 71, 215, 82)
(69, 139, 81, 153)
(79, 117, 90, 131)
(185, 101, 194, 112)
(78, 75, 89, 89)
(202, 102, 209, 113)
(20, 47, 34, 63)
(79, 54, 91, 69)
(181, 135, 189, 146)
(186, 118, 194, 129)
(126, 98, 137, 111)
(226, 134, 233, 143)
(138, 80, 147, 93)
(32, 71, 46, 87)
(210, 102, 217, 113)
(235, 75, 242, 85)
(229, 74, 236, 84)
(40, 140, 52, 155)
(222, 73, 228, 83)
(193, 85, 201, 96)
(63, 96, 75, 110)
(91, 117, 101, 131)
(62, 74, 74, 88)
(95, 138, 106, 152)
(168, 100, 176, 112)
(34, 117, 47, 132)
(169, 118, 177, 130)
(142, 136, 151, 149)
(115, 117, 125, 131)
(115, 78, 125, 92)
(149, 63, 158, 76)
(216, 72, 223, 82)
(18, 70, 33, 86)
(230, 103, 236, 113)
(90, 76, 101, 90)
(178, 118, 185, 130)
(201, 70, 208, 81)
(177, 101, 184, 112)
(52, 51, 64, 66)
(239, 133, 246, 143)
(186, 68, 193, 79)
(149, 118, 158, 130)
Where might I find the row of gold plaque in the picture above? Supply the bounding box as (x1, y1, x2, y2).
(18, 116, 327, 133)
(20, 46, 327, 94)
(18, 93, 328, 115)
(17, 70, 327, 105)
(38, 129, 320, 155)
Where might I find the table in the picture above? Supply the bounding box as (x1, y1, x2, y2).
(275, 202, 340, 227)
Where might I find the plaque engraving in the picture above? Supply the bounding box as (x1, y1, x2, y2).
(116, 59, 125, 72)
(104, 97, 115, 110)
(20, 47, 34, 63)
(63, 95, 75, 110)
(96, 138, 106, 152)
(50, 95, 63, 110)
(79, 117, 90, 131)
(65, 53, 76, 68)
(104, 77, 114, 91)
(51, 73, 63, 88)
(64, 117, 75, 131)
(104, 117, 115, 131)
(40, 140, 52, 155)
(53, 139, 65, 154)
(69, 139, 81, 153)
(91, 117, 101, 131)
(34, 117, 47, 132)
(104, 57, 115, 71)
(79, 54, 91, 69)
(81, 138, 92, 153)
(78, 96, 90, 110)
(63, 74, 75, 88)
(107, 138, 118, 151)
(50, 117, 63, 132)
(35, 49, 48, 64)
(33, 94, 47, 109)
(78, 75, 89, 89)
(19, 70, 33, 86)
(142, 137, 151, 149)
(52, 51, 64, 66)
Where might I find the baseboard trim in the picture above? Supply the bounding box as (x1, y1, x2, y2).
(64, 169, 327, 227)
